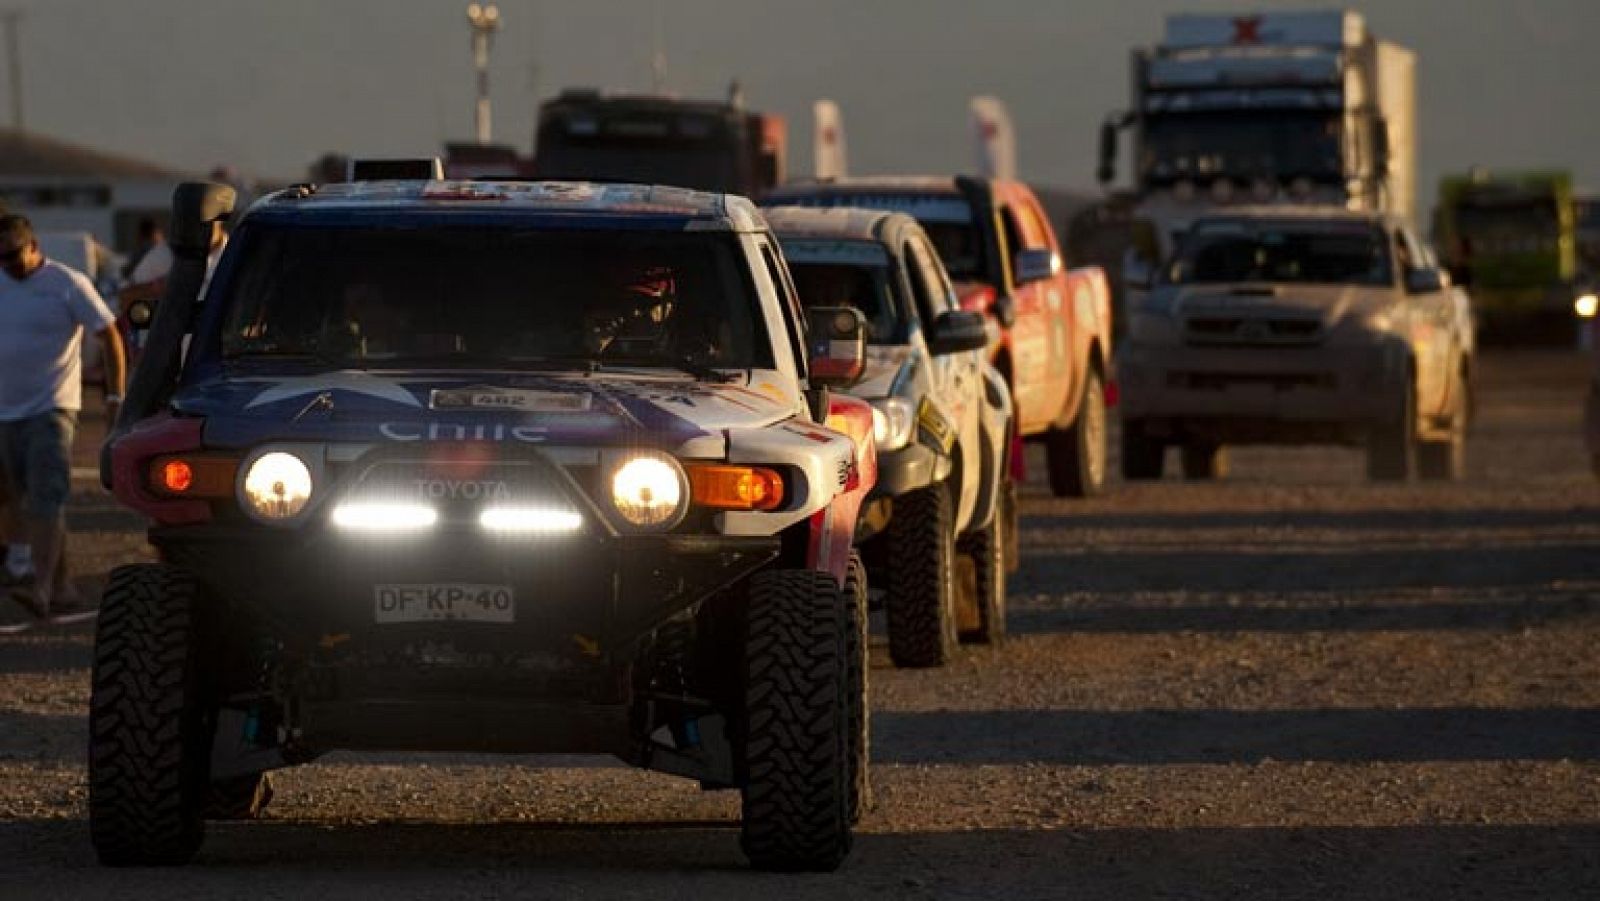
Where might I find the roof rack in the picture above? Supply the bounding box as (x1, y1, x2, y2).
(345, 157, 444, 182)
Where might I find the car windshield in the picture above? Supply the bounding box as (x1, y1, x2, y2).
(1456, 195, 1560, 237)
(1142, 111, 1343, 183)
(1166, 222, 1393, 286)
(779, 240, 906, 343)
(217, 225, 770, 372)
(772, 192, 987, 281)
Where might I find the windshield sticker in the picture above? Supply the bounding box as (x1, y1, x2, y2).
(430, 388, 593, 413)
(241, 372, 422, 410)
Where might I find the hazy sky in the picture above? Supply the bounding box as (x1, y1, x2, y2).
(17, 0, 1600, 211)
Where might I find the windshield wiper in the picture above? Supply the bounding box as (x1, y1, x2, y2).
(595, 353, 738, 383)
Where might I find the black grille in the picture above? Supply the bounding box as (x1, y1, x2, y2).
(1184, 315, 1325, 346)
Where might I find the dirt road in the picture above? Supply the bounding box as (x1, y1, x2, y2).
(2, 350, 1596, 899)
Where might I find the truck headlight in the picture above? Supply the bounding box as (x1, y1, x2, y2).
(610, 454, 686, 528)
(240, 451, 313, 522)
(871, 397, 916, 452)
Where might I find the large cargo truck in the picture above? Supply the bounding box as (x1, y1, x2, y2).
(1433, 169, 1580, 342)
(530, 88, 786, 197)
(1094, 9, 1416, 260)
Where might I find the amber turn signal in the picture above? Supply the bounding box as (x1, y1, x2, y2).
(688, 465, 785, 511)
(147, 455, 238, 499)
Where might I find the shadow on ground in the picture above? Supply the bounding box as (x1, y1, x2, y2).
(873, 706, 1600, 766)
(1, 819, 1594, 900)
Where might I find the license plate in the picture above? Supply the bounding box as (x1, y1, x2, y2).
(374, 583, 515, 624)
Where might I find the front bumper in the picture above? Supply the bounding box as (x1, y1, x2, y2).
(1118, 339, 1402, 437)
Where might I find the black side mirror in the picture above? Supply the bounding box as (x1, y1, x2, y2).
(927, 309, 989, 356)
(1405, 268, 1445, 295)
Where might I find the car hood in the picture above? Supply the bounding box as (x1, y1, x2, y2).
(174, 368, 804, 457)
(1163, 283, 1392, 325)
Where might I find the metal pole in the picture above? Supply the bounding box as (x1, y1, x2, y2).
(1, 11, 22, 131)
(466, 4, 499, 145)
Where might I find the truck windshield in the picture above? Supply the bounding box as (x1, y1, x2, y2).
(216, 225, 770, 371)
(1142, 111, 1342, 183)
(1166, 223, 1392, 286)
(779, 241, 906, 343)
(1456, 196, 1559, 238)
(533, 113, 743, 193)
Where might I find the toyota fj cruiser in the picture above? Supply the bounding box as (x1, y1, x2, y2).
(91, 172, 876, 872)
(767, 207, 1013, 667)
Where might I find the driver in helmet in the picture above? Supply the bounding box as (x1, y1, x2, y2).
(584, 265, 678, 356)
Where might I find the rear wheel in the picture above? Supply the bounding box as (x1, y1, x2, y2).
(1181, 441, 1229, 480)
(1121, 419, 1165, 480)
(739, 569, 852, 872)
(884, 483, 957, 668)
(89, 564, 210, 866)
(1045, 370, 1108, 498)
(957, 514, 1006, 646)
(1418, 370, 1468, 481)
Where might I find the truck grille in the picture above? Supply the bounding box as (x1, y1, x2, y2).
(1184, 315, 1325, 347)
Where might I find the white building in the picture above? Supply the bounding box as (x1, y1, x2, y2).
(0, 127, 191, 254)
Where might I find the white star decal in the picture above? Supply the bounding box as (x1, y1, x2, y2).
(240, 371, 424, 409)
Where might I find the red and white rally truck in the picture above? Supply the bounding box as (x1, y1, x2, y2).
(766, 176, 1116, 499)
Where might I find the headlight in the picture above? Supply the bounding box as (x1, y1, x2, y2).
(871, 397, 916, 452)
(610, 454, 686, 528)
(1576, 294, 1598, 319)
(240, 451, 313, 521)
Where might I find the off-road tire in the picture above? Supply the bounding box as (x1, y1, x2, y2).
(1045, 370, 1108, 498)
(843, 553, 870, 825)
(739, 569, 853, 872)
(957, 516, 1007, 646)
(1121, 419, 1165, 480)
(1367, 379, 1416, 481)
(885, 483, 957, 668)
(89, 564, 210, 866)
(1418, 370, 1468, 481)
(1181, 442, 1229, 480)
(204, 773, 274, 821)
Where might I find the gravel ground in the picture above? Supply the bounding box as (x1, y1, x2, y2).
(2, 350, 1596, 899)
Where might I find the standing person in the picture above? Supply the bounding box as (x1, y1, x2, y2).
(119, 219, 227, 314)
(120, 218, 165, 283)
(0, 215, 126, 621)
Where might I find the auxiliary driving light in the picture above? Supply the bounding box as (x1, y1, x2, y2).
(610, 455, 686, 528)
(479, 506, 584, 534)
(1576, 293, 1598, 319)
(240, 452, 314, 521)
(331, 502, 438, 532)
(688, 465, 785, 511)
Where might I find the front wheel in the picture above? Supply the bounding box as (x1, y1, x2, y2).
(843, 553, 870, 825)
(884, 483, 957, 668)
(1367, 380, 1417, 482)
(740, 569, 853, 872)
(1418, 370, 1468, 481)
(1045, 370, 1108, 498)
(89, 564, 211, 867)
(1121, 418, 1165, 481)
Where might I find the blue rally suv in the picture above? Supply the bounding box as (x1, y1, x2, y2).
(91, 170, 880, 872)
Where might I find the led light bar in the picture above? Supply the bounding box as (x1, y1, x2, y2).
(479, 506, 584, 534)
(331, 502, 439, 532)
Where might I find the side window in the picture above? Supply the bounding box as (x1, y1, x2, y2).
(1392, 230, 1414, 275)
(759, 240, 809, 376)
(1401, 228, 1436, 270)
